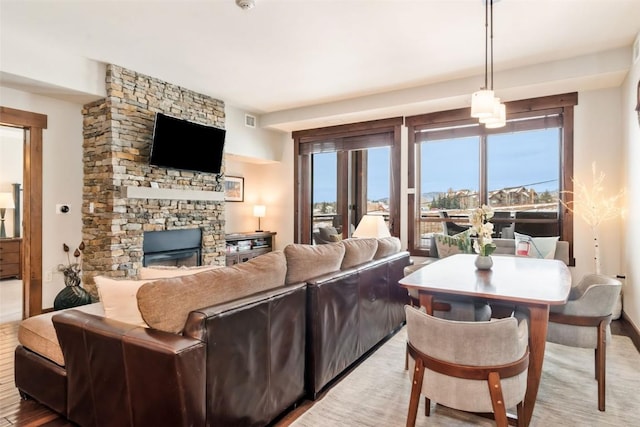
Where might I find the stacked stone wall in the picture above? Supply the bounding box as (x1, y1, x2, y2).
(82, 64, 225, 297)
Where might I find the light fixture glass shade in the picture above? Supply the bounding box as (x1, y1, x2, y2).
(484, 101, 506, 128)
(471, 90, 495, 118)
(0, 192, 15, 209)
(253, 205, 266, 218)
(352, 215, 391, 238)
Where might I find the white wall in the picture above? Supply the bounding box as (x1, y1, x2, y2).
(225, 105, 287, 163)
(621, 39, 640, 332)
(224, 133, 294, 250)
(572, 88, 625, 281)
(0, 86, 84, 309)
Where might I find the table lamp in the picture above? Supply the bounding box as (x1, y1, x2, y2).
(0, 192, 15, 238)
(352, 215, 391, 238)
(253, 205, 266, 232)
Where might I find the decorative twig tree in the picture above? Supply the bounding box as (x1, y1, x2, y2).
(562, 162, 625, 274)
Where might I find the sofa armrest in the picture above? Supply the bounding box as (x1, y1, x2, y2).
(53, 311, 206, 427)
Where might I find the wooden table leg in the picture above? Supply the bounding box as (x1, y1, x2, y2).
(418, 292, 434, 315)
(522, 304, 550, 427)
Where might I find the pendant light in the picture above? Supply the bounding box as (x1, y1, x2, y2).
(471, 0, 505, 128)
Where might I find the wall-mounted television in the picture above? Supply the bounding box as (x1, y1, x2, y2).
(150, 113, 226, 174)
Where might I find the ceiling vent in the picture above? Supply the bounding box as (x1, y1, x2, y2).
(245, 114, 256, 128)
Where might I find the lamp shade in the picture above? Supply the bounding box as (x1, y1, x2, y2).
(352, 215, 391, 238)
(483, 100, 506, 129)
(471, 90, 495, 118)
(0, 192, 15, 210)
(253, 205, 266, 218)
(480, 98, 506, 128)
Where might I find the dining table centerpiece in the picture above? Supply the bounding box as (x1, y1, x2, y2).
(469, 205, 497, 270)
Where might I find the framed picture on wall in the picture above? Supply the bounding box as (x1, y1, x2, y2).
(225, 176, 244, 202)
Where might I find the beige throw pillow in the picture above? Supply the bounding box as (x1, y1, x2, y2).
(137, 251, 287, 333)
(94, 276, 152, 328)
(341, 238, 378, 269)
(284, 242, 345, 285)
(374, 236, 401, 259)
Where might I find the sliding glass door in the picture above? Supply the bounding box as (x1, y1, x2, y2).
(293, 118, 402, 244)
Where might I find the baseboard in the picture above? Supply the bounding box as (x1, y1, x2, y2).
(620, 312, 640, 352)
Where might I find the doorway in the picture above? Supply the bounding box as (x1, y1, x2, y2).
(293, 117, 402, 244)
(0, 126, 24, 322)
(311, 147, 391, 241)
(0, 106, 47, 319)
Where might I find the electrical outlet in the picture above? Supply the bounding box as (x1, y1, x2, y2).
(45, 271, 53, 282)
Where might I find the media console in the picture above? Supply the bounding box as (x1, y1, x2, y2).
(225, 231, 276, 266)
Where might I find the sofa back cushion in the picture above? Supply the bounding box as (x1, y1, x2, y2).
(374, 236, 401, 259)
(137, 251, 287, 333)
(284, 242, 345, 285)
(139, 265, 223, 280)
(341, 238, 378, 269)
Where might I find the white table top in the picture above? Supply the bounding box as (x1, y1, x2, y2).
(399, 254, 571, 306)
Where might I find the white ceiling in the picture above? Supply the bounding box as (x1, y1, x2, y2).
(1, 0, 640, 129)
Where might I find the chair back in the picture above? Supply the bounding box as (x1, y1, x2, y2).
(405, 305, 528, 414)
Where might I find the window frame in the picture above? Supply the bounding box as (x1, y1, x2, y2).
(406, 93, 577, 264)
(292, 117, 403, 244)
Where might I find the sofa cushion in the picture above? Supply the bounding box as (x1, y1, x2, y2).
(341, 238, 378, 269)
(514, 232, 559, 259)
(95, 276, 153, 327)
(138, 251, 287, 333)
(284, 242, 345, 285)
(139, 265, 223, 280)
(319, 226, 339, 241)
(434, 230, 473, 258)
(18, 302, 104, 366)
(374, 236, 401, 259)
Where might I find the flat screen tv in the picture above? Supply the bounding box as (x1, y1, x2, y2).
(150, 113, 226, 174)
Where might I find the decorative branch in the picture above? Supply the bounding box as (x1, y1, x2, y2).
(561, 162, 625, 274)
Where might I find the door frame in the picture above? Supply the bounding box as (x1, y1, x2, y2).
(0, 106, 46, 318)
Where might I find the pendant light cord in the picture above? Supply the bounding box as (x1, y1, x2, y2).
(490, 0, 494, 90)
(484, 0, 489, 90)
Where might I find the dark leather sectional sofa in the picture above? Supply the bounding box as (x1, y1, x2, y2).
(15, 238, 410, 426)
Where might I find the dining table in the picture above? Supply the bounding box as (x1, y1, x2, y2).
(398, 253, 572, 427)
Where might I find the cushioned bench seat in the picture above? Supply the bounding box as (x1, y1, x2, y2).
(18, 302, 104, 366)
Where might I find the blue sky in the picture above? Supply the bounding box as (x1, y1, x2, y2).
(312, 128, 559, 203)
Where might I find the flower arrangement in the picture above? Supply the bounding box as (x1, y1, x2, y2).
(469, 205, 496, 257)
(58, 242, 85, 287)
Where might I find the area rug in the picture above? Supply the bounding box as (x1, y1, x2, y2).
(292, 327, 640, 426)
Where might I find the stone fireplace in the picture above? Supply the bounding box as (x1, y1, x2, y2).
(81, 64, 226, 297)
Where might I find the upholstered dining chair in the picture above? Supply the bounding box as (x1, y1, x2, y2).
(404, 290, 492, 370)
(546, 273, 622, 411)
(405, 305, 529, 427)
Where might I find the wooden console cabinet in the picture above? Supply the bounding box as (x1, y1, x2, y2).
(225, 232, 276, 266)
(0, 238, 22, 280)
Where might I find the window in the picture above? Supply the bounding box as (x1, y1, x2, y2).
(293, 118, 402, 244)
(406, 93, 577, 263)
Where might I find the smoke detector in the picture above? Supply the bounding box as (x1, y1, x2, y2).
(236, 0, 255, 10)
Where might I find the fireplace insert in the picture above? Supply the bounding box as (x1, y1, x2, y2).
(143, 229, 202, 267)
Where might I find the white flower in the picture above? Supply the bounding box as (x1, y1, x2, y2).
(468, 205, 497, 256)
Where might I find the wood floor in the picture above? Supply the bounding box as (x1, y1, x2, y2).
(1, 318, 638, 427)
